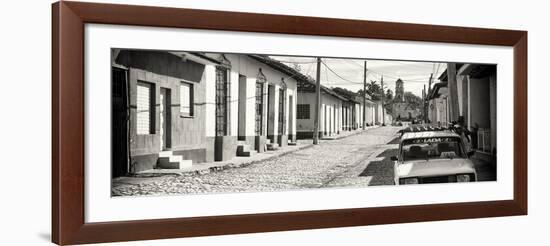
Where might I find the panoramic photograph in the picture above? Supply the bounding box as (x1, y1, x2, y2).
(110, 49, 497, 196)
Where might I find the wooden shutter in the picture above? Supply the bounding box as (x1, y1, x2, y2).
(137, 82, 154, 134)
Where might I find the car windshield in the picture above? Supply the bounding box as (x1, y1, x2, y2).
(401, 137, 465, 161)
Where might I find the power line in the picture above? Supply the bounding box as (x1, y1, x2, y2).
(435, 63, 442, 77)
(368, 69, 432, 82)
(321, 60, 364, 85)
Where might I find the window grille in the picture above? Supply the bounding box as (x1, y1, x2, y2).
(278, 88, 285, 135)
(215, 67, 228, 136)
(297, 104, 310, 119)
(255, 82, 264, 135)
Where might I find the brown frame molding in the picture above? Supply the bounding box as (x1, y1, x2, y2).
(52, 1, 527, 245)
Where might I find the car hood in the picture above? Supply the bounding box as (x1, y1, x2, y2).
(397, 159, 476, 178)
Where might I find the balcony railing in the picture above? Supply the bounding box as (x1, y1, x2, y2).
(477, 128, 491, 153)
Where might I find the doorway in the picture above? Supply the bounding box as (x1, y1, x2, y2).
(160, 88, 172, 151)
(267, 84, 275, 141)
(112, 67, 128, 177)
(288, 95, 294, 141)
(238, 75, 246, 140)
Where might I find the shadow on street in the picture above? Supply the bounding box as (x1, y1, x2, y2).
(386, 136, 400, 145)
(359, 148, 398, 186)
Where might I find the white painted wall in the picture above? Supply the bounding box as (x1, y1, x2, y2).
(222, 54, 298, 138)
(230, 70, 240, 136)
(296, 92, 316, 132)
(297, 92, 345, 135)
(286, 88, 297, 136)
(204, 65, 216, 137)
(245, 77, 257, 137)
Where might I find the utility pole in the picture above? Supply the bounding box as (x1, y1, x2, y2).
(428, 73, 433, 94)
(422, 85, 426, 123)
(313, 57, 321, 145)
(447, 63, 459, 123)
(381, 75, 385, 126)
(427, 73, 433, 124)
(362, 61, 367, 130)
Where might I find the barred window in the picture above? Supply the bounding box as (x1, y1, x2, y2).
(297, 104, 310, 119)
(180, 82, 194, 117)
(215, 67, 228, 136)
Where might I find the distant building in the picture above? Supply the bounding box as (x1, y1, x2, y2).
(427, 82, 449, 126)
(391, 78, 421, 121)
(296, 81, 348, 139)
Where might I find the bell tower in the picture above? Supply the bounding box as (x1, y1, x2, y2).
(395, 78, 404, 102)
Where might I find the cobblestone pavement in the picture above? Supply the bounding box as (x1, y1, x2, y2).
(112, 126, 402, 196)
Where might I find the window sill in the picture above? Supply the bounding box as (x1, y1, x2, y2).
(180, 115, 195, 119)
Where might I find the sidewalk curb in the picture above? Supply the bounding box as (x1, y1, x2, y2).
(129, 143, 315, 178)
(127, 126, 381, 179)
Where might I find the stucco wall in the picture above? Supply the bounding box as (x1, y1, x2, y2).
(222, 54, 298, 142)
(118, 52, 207, 152)
(296, 91, 344, 136)
(115, 50, 211, 171)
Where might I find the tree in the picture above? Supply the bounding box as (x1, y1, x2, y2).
(385, 89, 394, 102)
(403, 92, 423, 108)
(364, 80, 383, 100)
(384, 89, 394, 115)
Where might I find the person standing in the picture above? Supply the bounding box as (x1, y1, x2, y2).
(453, 116, 472, 152)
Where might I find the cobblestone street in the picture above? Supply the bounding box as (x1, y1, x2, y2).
(112, 126, 401, 196)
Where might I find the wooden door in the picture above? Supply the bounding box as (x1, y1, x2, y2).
(160, 88, 171, 150)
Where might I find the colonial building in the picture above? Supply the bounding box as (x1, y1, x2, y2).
(363, 97, 377, 126)
(392, 78, 421, 121)
(373, 100, 391, 125)
(427, 82, 449, 126)
(455, 64, 497, 164)
(201, 54, 299, 156)
(111, 50, 299, 177)
(427, 64, 496, 166)
(348, 94, 376, 129)
(296, 81, 348, 139)
(330, 88, 377, 130)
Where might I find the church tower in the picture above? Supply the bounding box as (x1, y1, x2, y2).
(395, 78, 404, 102)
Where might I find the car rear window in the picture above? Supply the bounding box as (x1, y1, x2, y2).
(401, 137, 465, 161)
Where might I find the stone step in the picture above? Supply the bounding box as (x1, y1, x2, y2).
(158, 157, 193, 169)
(237, 144, 251, 153)
(266, 143, 279, 151)
(237, 143, 258, 157)
(239, 150, 257, 157)
(157, 150, 192, 169)
(158, 151, 173, 157)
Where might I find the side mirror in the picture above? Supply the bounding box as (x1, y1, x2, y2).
(467, 151, 475, 158)
(390, 156, 398, 161)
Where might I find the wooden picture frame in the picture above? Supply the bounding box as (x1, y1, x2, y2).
(52, 1, 527, 245)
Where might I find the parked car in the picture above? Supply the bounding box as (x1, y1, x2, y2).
(391, 128, 477, 185)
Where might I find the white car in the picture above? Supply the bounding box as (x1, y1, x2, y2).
(392, 130, 477, 185)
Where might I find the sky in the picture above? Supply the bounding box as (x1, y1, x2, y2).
(270, 56, 447, 98)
